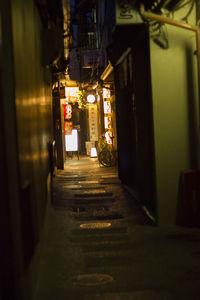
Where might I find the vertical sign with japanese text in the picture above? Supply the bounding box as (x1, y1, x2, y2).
(88, 104, 98, 141)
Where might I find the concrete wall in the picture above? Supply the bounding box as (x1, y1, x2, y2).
(150, 5, 199, 225)
(0, 0, 53, 298)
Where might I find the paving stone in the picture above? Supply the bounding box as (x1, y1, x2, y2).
(34, 156, 200, 300)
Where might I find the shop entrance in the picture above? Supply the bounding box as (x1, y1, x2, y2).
(53, 83, 118, 173)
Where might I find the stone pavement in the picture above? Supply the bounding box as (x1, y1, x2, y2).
(34, 156, 200, 300)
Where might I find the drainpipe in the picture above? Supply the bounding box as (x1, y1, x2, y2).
(140, 4, 200, 130)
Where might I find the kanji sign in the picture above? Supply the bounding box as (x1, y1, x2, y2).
(63, 104, 72, 120)
(89, 104, 98, 141)
(104, 101, 111, 114)
(64, 121, 72, 135)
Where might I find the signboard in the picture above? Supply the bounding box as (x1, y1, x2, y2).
(63, 104, 72, 120)
(104, 101, 112, 114)
(88, 104, 98, 141)
(65, 87, 79, 98)
(115, 0, 142, 25)
(103, 88, 111, 99)
(105, 131, 113, 144)
(64, 121, 72, 135)
(104, 116, 112, 129)
(65, 129, 78, 151)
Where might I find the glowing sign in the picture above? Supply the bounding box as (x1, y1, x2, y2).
(65, 87, 79, 98)
(89, 105, 98, 141)
(64, 121, 72, 135)
(103, 88, 110, 99)
(90, 147, 97, 157)
(65, 129, 78, 151)
(63, 104, 72, 120)
(104, 116, 112, 129)
(105, 131, 113, 144)
(104, 101, 111, 114)
(87, 94, 96, 103)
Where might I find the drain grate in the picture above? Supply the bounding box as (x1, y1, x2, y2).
(73, 273, 113, 287)
(73, 198, 115, 205)
(80, 222, 111, 229)
(78, 180, 99, 184)
(81, 241, 128, 253)
(53, 198, 113, 207)
(81, 189, 106, 194)
(75, 192, 113, 198)
(52, 203, 111, 212)
(55, 176, 86, 181)
(84, 291, 174, 300)
(101, 175, 118, 178)
(63, 185, 82, 189)
(86, 254, 130, 268)
(69, 233, 129, 243)
(71, 226, 127, 235)
(75, 213, 123, 221)
(70, 186, 104, 190)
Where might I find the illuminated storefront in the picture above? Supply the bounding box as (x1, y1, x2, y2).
(103, 88, 113, 144)
(62, 87, 79, 154)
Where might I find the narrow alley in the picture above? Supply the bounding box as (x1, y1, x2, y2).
(34, 156, 200, 300)
(2, 1, 200, 299)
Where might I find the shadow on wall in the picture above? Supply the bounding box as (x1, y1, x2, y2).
(176, 170, 200, 227)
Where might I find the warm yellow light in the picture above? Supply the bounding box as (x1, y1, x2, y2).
(104, 116, 112, 129)
(65, 129, 78, 151)
(105, 131, 112, 144)
(87, 94, 96, 103)
(65, 87, 79, 98)
(104, 101, 111, 114)
(103, 88, 110, 99)
(90, 147, 97, 157)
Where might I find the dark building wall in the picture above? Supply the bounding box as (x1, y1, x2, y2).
(0, 0, 53, 298)
(110, 24, 156, 217)
(149, 5, 199, 225)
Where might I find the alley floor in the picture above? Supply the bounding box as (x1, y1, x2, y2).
(34, 156, 200, 300)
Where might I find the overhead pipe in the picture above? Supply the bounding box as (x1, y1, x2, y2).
(140, 4, 200, 129)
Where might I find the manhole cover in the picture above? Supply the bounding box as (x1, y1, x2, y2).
(73, 273, 113, 286)
(80, 222, 111, 229)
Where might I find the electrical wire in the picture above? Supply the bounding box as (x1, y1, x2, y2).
(173, 0, 193, 11)
(181, 0, 195, 21)
(169, 0, 195, 23)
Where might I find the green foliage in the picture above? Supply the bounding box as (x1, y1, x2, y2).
(78, 90, 87, 110)
(97, 135, 107, 152)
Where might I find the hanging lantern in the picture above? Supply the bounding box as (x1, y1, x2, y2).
(63, 103, 72, 120)
(87, 94, 96, 104)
